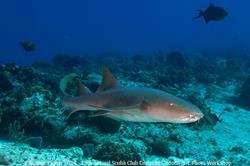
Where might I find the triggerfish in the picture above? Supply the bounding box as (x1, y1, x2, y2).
(196, 3, 228, 24)
(20, 41, 36, 52)
(61, 67, 203, 123)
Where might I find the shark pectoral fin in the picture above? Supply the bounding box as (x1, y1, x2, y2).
(67, 108, 83, 119)
(88, 110, 110, 118)
(87, 104, 114, 112)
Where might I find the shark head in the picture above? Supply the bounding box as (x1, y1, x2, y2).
(158, 101, 204, 123)
(138, 90, 204, 123)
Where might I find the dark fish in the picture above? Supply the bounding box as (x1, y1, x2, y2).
(196, 3, 228, 24)
(20, 41, 36, 52)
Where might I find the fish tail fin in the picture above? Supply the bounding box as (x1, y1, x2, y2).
(195, 10, 204, 19)
(61, 96, 73, 108)
(62, 96, 83, 119)
(19, 41, 25, 46)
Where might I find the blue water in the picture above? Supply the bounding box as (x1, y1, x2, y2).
(0, 0, 249, 64)
(1, 1, 250, 165)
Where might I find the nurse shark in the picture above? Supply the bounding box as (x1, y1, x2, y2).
(61, 67, 203, 123)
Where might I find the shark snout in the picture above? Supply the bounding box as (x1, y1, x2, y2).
(181, 112, 204, 123)
(190, 112, 204, 120)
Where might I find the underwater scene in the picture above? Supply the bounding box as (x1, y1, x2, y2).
(0, 1, 250, 166)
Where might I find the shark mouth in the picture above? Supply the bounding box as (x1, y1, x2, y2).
(180, 113, 204, 123)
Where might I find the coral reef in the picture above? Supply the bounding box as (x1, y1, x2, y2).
(93, 141, 143, 165)
(0, 51, 250, 165)
(0, 141, 111, 166)
(89, 116, 121, 133)
(82, 143, 95, 158)
(165, 51, 190, 68)
(0, 72, 13, 92)
(147, 141, 171, 157)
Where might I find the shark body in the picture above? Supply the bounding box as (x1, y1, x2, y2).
(62, 68, 203, 123)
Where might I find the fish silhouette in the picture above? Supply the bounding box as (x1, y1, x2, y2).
(196, 3, 228, 24)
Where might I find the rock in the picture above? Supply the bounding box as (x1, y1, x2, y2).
(32, 61, 51, 69)
(147, 141, 171, 157)
(82, 143, 95, 158)
(195, 72, 217, 84)
(0, 72, 13, 91)
(1, 141, 110, 166)
(229, 146, 246, 154)
(90, 116, 121, 133)
(0, 154, 10, 165)
(93, 141, 143, 164)
(52, 54, 86, 68)
(212, 150, 224, 159)
(63, 126, 96, 145)
(165, 51, 189, 68)
(130, 54, 148, 65)
(23, 136, 43, 149)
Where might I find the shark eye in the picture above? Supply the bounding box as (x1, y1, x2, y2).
(170, 103, 174, 107)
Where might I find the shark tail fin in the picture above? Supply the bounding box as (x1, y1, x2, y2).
(60, 73, 91, 96)
(60, 73, 92, 119)
(195, 10, 204, 19)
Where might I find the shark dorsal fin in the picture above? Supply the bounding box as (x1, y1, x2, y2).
(96, 67, 120, 92)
